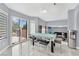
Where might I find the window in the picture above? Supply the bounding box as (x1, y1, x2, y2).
(0, 9, 8, 40)
(48, 27, 52, 34)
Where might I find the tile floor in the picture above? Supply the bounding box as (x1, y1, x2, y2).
(0, 39, 79, 56)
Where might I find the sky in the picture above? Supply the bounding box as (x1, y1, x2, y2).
(13, 16, 27, 28)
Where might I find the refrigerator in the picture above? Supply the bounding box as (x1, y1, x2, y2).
(68, 30, 77, 49)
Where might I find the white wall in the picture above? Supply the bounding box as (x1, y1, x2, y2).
(30, 20, 35, 34)
(46, 20, 67, 32)
(38, 18, 46, 26)
(52, 27, 67, 32)
(68, 9, 77, 30)
(46, 20, 67, 27)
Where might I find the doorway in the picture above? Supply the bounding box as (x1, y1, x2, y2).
(11, 16, 27, 44)
(30, 20, 35, 34)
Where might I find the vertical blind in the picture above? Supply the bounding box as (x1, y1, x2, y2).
(0, 9, 8, 40)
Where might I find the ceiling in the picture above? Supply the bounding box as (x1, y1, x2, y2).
(5, 3, 78, 21)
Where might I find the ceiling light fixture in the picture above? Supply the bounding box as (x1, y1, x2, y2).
(54, 3, 56, 5)
(42, 9, 47, 13)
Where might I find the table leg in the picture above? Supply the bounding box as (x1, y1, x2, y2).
(51, 41, 54, 53)
(32, 39, 34, 46)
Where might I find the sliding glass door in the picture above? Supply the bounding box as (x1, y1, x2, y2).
(12, 16, 27, 44)
(19, 19, 27, 42)
(12, 17, 20, 44)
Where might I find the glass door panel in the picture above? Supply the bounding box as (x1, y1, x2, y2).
(12, 17, 20, 44)
(12, 16, 27, 44)
(19, 19, 27, 42)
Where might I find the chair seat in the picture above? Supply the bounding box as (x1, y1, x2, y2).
(39, 40, 49, 46)
(29, 36, 36, 40)
(54, 38, 62, 44)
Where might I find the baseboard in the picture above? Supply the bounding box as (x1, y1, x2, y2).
(0, 45, 10, 54)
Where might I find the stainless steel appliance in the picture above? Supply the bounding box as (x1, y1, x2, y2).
(68, 30, 77, 49)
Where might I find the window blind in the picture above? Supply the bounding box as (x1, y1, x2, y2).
(0, 9, 8, 40)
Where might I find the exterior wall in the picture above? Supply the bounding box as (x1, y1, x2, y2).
(21, 29, 27, 38)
